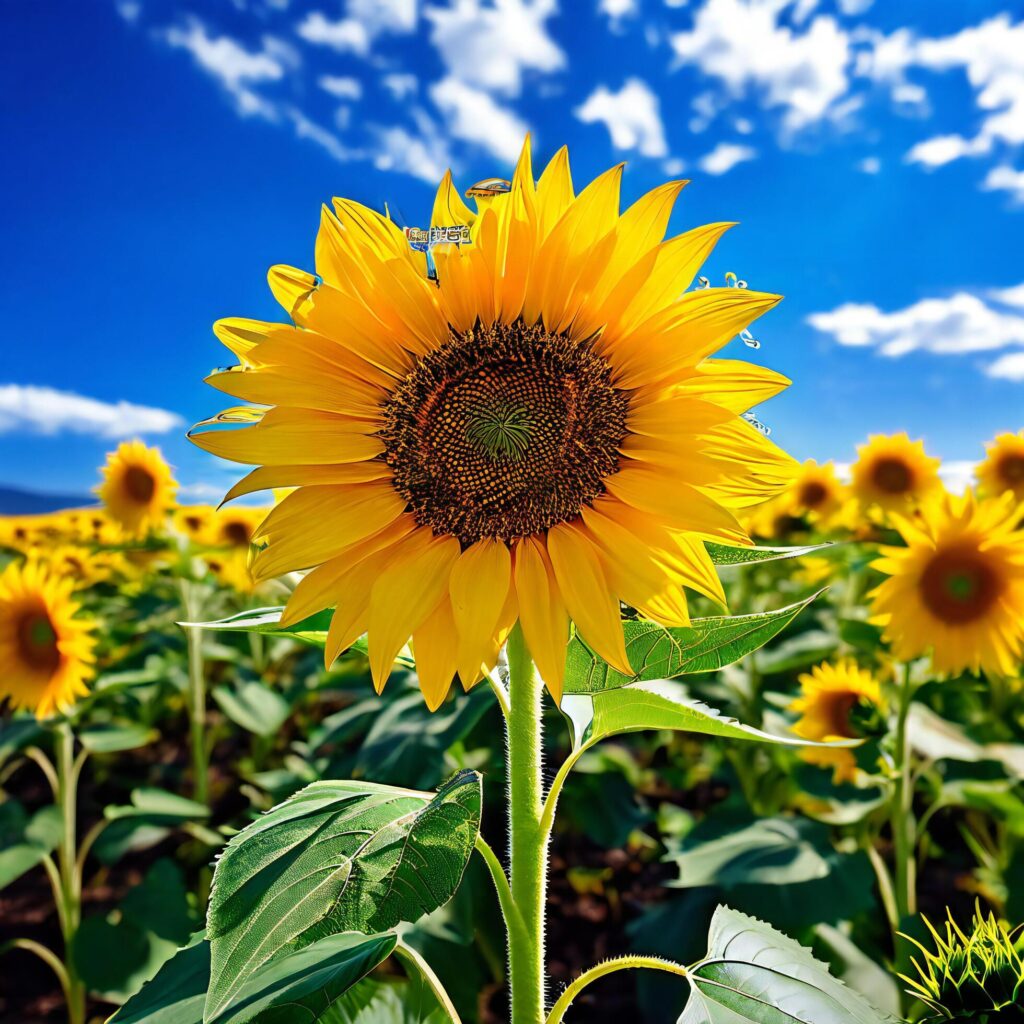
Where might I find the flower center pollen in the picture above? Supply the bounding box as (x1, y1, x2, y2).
(919, 546, 1001, 625)
(124, 465, 156, 504)
(17, 610, 61, 673)
(380, 320, 630, 545)
(872, 457, 912, 495)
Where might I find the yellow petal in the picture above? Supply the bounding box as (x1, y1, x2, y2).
(367, 531, 461, 693)
(213, 317, 274, 364)
(221, 462, 391, 505)
(535, 145, 574, 241)
(513, 536, 568, 702)
(546, 522, 632, 677)
(432, 169, 476, 228)
(603, 467, 747, 543)
(267, 265, 318, 319)
(449, 538, 512, 689)
(673, 359, 792, 413)
(191, 407, 383, 467)
(281, 516, 415, 625)
(412, 597, 459, 711)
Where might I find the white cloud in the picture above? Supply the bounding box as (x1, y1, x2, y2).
(857, 155, 880, 173)
(699, 141, 757, 174)
(285, 107, 355, 163)
(163, 19, 288, 118)
(808, 286, 1024, 379)
(575, 79, 668, 158)
(382, 72, 419, 99)
(371, 112, 451, 182)
(938, 460, 976, 494)
(429, 75, 528, 160)
(669, 0, 852, 133)
(0, 385, 183, 439)
(982, 165, 1024, 204)
(318, 74, 363, 100)
(296, 12, 370, 54)
(906, 133, 987, 168)
(425, 0, 564, 96)
(986, 352, 1024, 381)
(347, 0, 418, 36)
(837, 0, 872, 14)
(599, 0, 638, 27)
(116, 1, 141, 22)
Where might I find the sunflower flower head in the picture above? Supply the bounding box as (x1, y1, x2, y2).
(97, 440, 177, 537)
(851, 433, 943, 516)
(0, 559, 96, 719)
(788, 659, 884, 783)
(191, 139, 797, 709)
(788, 459, 846, 525)
(901, 903, 1024, 1020)
(976, 430, 1024, 505)
(870, 492, 1024, 678)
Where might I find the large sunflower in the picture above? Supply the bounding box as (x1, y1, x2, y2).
(789, 659, 883, 783)
(870, 493, 1024, 677)
(97, 440, 177, 536)
(976, 430, 1024, 504)
(191, 140, 796, 707)
(0, 560, 96, 718)
(850, 433, 942, 514)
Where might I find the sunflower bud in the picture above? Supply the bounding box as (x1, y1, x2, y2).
(901, 903, 1024, 1020)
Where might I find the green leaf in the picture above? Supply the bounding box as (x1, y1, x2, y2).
(0, 716, 43, 766)
(78, 723, 156, 753)
(0, 802, 61, 889)
(96, 789, 211, 865)
(563, 592, 822, 694)
(705, 542, 838, 565)
(561, 680, 855, 755)
(219, 932, 396, 1024)
(213, 682, 292, 737)
(183, 608, 415, 668)
(321, 977, 450, 1024)
(108, 933, 209, 1024)
(204, 770, 482, 1021)
(75, 859, 199, 1002)
(667, 816, 839, 889)
(183, 606, 332, 646)
(679, 906, 891, 1024)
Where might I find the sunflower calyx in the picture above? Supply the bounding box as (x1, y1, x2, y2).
(901, 904, 1024, 1020)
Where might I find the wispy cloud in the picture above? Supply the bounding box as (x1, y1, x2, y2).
(430, 76, 528, 161)
(575, 78, 668, 158)
(0, 385, 183, 438)
(808, 285, 1024, 379)
(698, 141, 757, 174)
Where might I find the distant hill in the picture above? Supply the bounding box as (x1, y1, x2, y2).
(0, 485, 95, 515)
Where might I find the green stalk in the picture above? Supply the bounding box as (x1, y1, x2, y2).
(505, 622, 548, 1024)
(55, 722, 85, 1024)
(180, 582, 209, 806)
(892, 663, 917, 923)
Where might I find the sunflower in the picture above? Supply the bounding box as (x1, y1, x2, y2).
(976, 430, 1024, 504)
(46, 545, 114, 589)
(174, 504, 214, 542)
(191, 139, 796, 708)
(870, 492, 1024, 677)
(0, 560, 96, 718)
(204, 506, 265, 551)
(97, 440, 177, 536)
(789, 659, 883, 783)
(788, 459, 846, 523)
(850, 433, 942, 515)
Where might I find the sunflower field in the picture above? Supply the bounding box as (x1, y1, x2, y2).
(2, 145, 1023, 1024)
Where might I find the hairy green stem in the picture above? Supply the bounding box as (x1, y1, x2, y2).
(545, 956, 689, 1024)
(892, 663, 917, 922)
(55, 723, 85, 1024)
(506, 622, 547, 1024)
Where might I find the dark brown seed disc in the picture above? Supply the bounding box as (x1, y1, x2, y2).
(379, 320, 630, 545)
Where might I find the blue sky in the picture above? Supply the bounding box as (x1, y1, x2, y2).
(2, 0, 1023, 501)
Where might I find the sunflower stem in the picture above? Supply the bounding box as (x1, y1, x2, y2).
(55, 722, 85, 1024)
(891, 662, 917, 992)
(180, 582, 210, 807)
(505, 621, 547, 1024)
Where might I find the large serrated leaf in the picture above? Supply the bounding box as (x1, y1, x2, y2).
(182, 608, 414, 668)
(561, 680, 856, 754)
(705, 542, 838, 565)
(203, 771, 481, 1021)
(564, 592, 822, 694)
(110, 931, 395, 1024)
(679, 906, 891, 1024)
